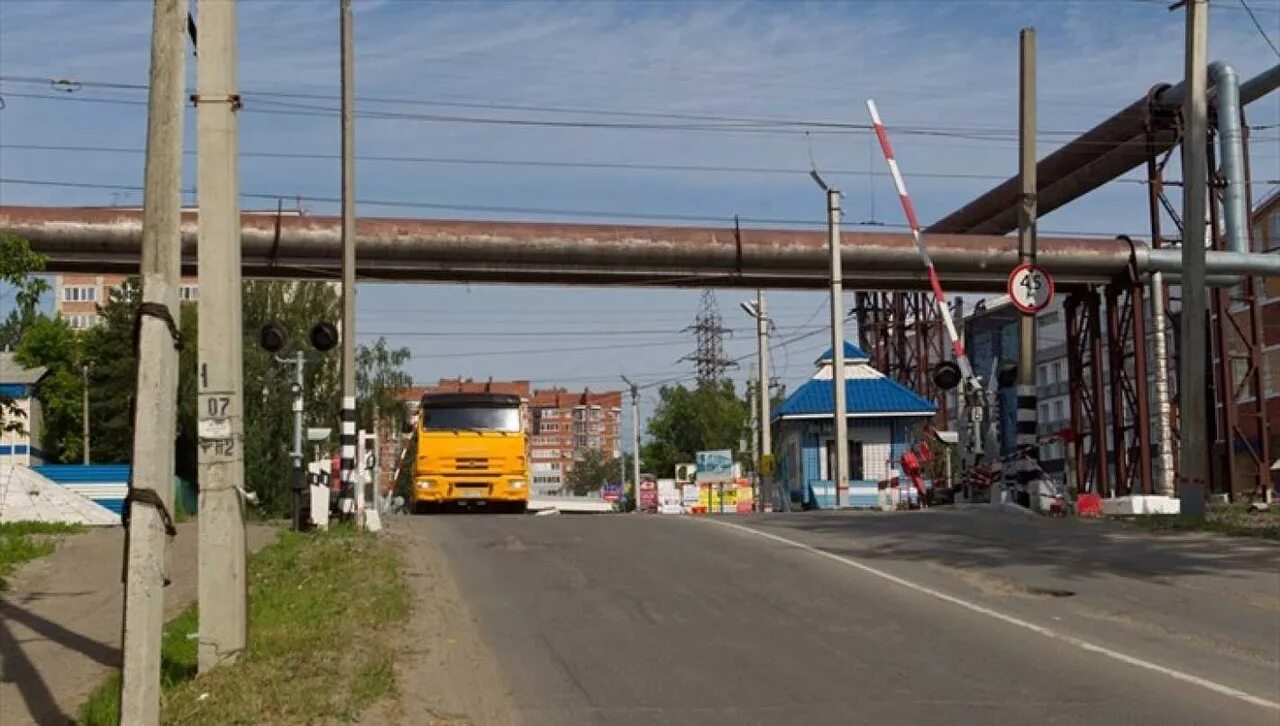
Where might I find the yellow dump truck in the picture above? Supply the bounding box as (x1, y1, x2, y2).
(408, 392, 529, 513)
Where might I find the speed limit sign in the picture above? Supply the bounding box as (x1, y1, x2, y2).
(1007, 263, 1054, 315)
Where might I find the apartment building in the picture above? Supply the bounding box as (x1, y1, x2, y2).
(54, 274, 200, 330)
(527, 388, 623, 493)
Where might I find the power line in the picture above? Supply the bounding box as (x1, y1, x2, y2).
(1239, 0, 1280, 58)
(1, 142, 1114, 185)
(0, 74, 1198, 138)
(356, 325, 828, 338)
(395, 337, 695, 359)
(0, 176, 1185, 239)
(4, 81, 1276, 149)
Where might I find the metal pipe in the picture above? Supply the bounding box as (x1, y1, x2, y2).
(1209, 62, 1247, 254)
(1146, 248, 1280, 276)
(2, 206, 1277, 288)
(929, 62, 1279, 236)
(1149, 272, 1176, 497)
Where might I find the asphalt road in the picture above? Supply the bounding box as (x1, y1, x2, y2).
(408, 510, 1280, 726)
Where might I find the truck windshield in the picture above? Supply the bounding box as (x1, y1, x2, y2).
(422, 407, 521, 432)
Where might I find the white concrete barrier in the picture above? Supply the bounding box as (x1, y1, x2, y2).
(1101, 495, 1181, 516)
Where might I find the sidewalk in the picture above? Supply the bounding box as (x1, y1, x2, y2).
(0, 521, 277, 725)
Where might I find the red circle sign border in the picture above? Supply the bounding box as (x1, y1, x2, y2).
(1007, 263, 1055, 315)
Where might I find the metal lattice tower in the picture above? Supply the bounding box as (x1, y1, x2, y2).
(682, 290, 738, 386)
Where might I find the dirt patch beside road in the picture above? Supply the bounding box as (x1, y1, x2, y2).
(0, 521, 277, 725)
(361, 516, 516, 726)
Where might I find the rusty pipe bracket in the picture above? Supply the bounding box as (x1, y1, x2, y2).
(1115, 235, 1142, 286)
(189, 93, 242, 111)
(733, 215, 743, 277)
(269, 198, 284, 269)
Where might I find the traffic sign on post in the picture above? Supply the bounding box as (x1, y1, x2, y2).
(1007, 263, 1054, 314)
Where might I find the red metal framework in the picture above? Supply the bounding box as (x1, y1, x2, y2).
(1105, 273, 1154, 496)
(854, 291, 949, 424)
(1065, 291, 1110, 495)
(855, 291, 893, 374)
(1206, 132, 1273, 499)
(1143, 125, 1183, 476)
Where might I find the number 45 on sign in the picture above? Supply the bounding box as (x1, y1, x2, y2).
(1007, 263, 1054, 315)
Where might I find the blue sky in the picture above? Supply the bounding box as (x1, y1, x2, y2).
(2, 0, 1278, 442)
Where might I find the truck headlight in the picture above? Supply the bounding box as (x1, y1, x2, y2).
(509, 480, 526, 489)
(415, 479, 435, 490)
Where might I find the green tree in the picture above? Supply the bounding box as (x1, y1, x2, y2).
(79, 281, 141, 464)
(78, 279, 339, 513)
(79, 279, 201, 482)
(0, 233, 51, 352)
(564, 448, 621, 495)
(641, 380, 749, 478)
(1, 233, 51, 435)
(14, 316, 84, 462)
(355, 336, 412, 434)
(241, 280, 341, 515)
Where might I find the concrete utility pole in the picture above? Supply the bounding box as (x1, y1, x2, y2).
(196, 0, 247, 673)
(81, 363, 90, 465)
(814, 174, 849, 507)
(339, 0, 358, 518)
(746, 373, 757, 506)
(744, 291, 772, 511)
(1179, 0, 1209, 519)
(1015, 28, 1039, 461)
(118, 0, 185, 720)
(621, 376, 640, 508)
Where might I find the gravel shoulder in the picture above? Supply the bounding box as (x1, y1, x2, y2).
(360, 515, 516, 726)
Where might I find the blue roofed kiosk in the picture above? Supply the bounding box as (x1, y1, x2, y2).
(772, 342, 937, 509)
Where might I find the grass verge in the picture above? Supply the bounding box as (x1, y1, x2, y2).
(1120, 504, 1280, 541)
(0, 521, 85, 589)
(77, 526, 410, 725)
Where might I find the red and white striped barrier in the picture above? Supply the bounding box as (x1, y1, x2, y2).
(866, 99, 977, 387)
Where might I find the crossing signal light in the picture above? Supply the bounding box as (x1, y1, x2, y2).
(259, 322, 288, 353)
(997, 362, 1018, 388)
(932, 361, 962, 391)
(310, 322, 339, 352)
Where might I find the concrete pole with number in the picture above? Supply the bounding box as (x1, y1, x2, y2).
(195, 0, 248, 673)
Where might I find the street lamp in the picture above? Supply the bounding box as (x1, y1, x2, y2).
(812, 168, 849, 508)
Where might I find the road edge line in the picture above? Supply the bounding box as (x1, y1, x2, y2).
(701, 517, 1280, 712)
